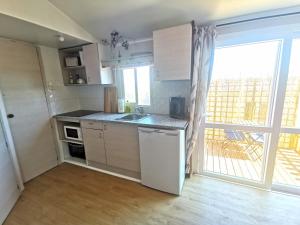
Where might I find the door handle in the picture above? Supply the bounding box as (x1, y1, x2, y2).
(7, 114, 14, 119)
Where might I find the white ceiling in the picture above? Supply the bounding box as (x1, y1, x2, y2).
(0, 13, 89, 48)
(49, 0, 300, 40)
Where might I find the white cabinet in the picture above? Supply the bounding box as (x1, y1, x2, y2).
(82, 126, 106, 165)
(59, 43, 113, 85)
(103, 123, 140, 172)
(100, 67, 114, 85)
(82, 43, 102, 84)
(153, 23, 192, 81)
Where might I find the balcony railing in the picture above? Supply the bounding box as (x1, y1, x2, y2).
(203, 78, 300, 186)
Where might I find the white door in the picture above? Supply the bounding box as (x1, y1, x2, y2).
(0, 115, 20, 224)
(0, 39, 58, 182)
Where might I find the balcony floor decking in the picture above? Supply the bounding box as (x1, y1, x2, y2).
(204, 142, 300, 186)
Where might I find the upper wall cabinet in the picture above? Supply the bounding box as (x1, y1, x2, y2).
(153, 24, 192, 81)
(59, 43, 114, 86)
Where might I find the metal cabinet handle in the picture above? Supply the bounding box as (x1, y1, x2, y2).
(139, 130, 154, 134)
(99, 132, 103, 139)
(104, 124, 107, 130)
(165, 133, 178, 136)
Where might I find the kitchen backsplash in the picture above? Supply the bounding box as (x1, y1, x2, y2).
(77, 85, 104, 111)
(74, 79, 190, 115)
(146, 79, 190, 115)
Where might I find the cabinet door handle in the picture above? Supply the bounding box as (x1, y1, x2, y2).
(139, 130, 154, 134)
(99, 132, 103, 139)
(104, 124, 107, 130)
(165, 133, 178, 136)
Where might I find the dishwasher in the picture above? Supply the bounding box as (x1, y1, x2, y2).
(138, 127, 185, 195)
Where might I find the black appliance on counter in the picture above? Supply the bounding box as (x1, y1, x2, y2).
(169, 97, 186, 119)
(68, 143, 86, 159)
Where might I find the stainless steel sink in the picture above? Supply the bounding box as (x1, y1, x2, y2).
(117, 114, 149, 121)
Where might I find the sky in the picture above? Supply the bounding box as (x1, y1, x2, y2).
(211, 39, 300, 80)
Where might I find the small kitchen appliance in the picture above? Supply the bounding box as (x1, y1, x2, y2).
(169, 97, 185, 119)
(64, 125, 83, 141)
(68, 143, 85, 159)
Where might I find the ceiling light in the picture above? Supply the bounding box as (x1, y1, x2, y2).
(101, 31, 129, 50)
(58, 35, 65, 42)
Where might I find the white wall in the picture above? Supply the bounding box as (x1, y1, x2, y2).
(0, 0, 97, 42)
(77, 85, 105, 111)
(38, 46, 81, 115)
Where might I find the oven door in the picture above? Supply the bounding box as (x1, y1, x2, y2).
(64, 126, 82, 141)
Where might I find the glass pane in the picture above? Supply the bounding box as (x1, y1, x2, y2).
(123, 68, 136, 103)
(281, 39, 300, 128)
(204, 128, 268, 181)
(273, 133, 300, 187)
(207, 41, 281, 126)
(136, 66, 151, 106)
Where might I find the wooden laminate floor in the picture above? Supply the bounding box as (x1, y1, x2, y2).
(4, 163, 300, 225)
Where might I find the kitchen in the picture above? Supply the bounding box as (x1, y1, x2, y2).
(46, 23, 192, 195)
(1, 1, 300, 225)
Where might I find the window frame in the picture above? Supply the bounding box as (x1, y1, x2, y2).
(121, 65, 151, 107)
(196, 30, 300, 194)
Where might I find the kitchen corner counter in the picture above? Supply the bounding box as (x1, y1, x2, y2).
(55, 111, 189, 130)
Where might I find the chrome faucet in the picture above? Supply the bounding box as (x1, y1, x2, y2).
(135, 106, 145, 115)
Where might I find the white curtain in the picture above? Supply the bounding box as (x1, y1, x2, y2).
(186, 25, 216, 174)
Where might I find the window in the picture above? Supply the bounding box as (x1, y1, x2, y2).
(203, 40, 281, 182)
(122, 66, 151, 106)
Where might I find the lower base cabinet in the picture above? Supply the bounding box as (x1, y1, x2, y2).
(82, 128, 106, 164)
(103, 123, 140, 172)
(81, 121, 140, 175)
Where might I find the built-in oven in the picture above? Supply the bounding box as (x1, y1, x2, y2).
(64, 125, 83, 141)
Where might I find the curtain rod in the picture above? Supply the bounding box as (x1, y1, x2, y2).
(216, 11, 300, 27)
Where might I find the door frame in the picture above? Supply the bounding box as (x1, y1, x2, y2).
(196, 31, 300, 191)
(0, 90, 24, 191)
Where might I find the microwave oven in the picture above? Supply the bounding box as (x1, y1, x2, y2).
(64, 125, 83, 141)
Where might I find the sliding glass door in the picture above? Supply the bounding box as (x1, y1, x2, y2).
(273, 38, 300, 193)
(198, 33, 300, 192)
(201, 40, 281, 185)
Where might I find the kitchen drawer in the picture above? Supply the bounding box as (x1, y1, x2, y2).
(81, 120, 103, 130)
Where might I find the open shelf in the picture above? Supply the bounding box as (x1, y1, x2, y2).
(63, 65, 85, 70)
(64, 156, 86, 166)
(64, 83, 90, 86)
(61, 139, 83, 145)
(59, 45, 86, 86)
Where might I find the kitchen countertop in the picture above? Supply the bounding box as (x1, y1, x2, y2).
(55, 111, 188, 130)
